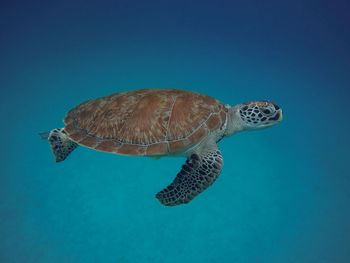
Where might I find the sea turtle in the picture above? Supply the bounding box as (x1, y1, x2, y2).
(40, 89, 282, 206)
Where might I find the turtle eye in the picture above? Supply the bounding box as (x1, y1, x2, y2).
(273, 103, 280, 110)
(261, 106, 274, 115)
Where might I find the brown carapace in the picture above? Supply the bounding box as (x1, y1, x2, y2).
(63, 89, 227, 157)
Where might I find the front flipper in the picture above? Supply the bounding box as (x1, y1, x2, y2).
(156, 142, 223, 206)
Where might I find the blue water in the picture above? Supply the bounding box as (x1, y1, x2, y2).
(1, 1, 349, 262)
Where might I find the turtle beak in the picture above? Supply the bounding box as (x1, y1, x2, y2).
(277, 110, 283, 121)
(272, 103, 283, 122)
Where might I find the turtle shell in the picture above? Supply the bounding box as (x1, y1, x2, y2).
(63, 89, 227, 156)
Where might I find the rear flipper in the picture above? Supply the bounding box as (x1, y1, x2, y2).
(45, 128, 78, 162)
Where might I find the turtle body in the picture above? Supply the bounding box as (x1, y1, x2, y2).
(42, 89, 283, 206)
(63, 89, 228, 157)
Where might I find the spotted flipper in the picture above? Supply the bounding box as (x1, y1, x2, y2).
(48, 128, 78, 162)
(156, 142, 223, 206)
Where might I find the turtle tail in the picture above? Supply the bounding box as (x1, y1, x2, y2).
(39, 131, 50, 140)
(39, 128, 78, 162)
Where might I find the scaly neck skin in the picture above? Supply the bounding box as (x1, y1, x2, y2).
(224, 105, 245, 137)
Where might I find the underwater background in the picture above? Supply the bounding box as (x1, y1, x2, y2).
(1, 0, 349, 262)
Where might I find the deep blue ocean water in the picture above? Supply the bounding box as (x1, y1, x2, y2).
(1, 1, 350, 262)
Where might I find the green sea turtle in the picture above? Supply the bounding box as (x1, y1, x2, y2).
(40, 89, 282, 206)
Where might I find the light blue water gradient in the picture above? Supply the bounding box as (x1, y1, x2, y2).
(1, 1, 349, 262)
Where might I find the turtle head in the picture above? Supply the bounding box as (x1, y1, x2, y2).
(225, 101, 282, 136)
